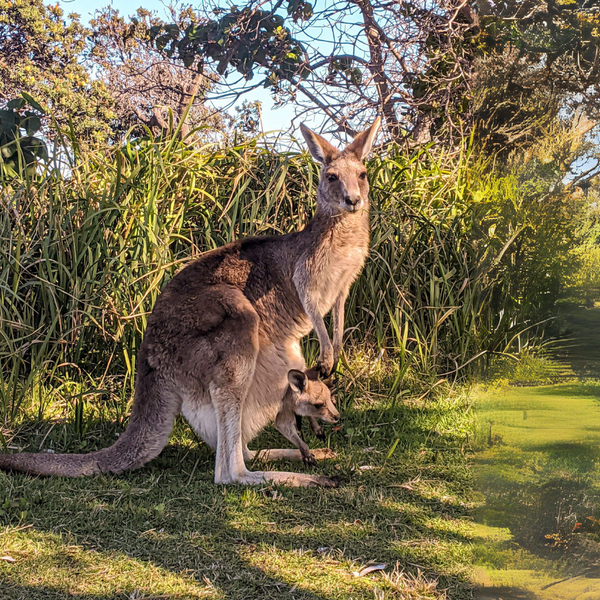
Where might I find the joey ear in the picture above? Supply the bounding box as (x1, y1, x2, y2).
(288, 369, 308, 393)
(305, 367, 320, 381)
(300, 123, 340, 165)
(322, 375, 334, 389)
(345, 117, 381, 160)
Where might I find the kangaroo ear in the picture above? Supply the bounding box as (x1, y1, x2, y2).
(300, 124, 340, 165)
(345, 117, 381, 160)
(288, 369, 308, 393)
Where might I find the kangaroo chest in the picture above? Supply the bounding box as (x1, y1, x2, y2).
(313, 233, 368, 315)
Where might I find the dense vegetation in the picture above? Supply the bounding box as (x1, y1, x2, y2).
(0, 108, 586, 429)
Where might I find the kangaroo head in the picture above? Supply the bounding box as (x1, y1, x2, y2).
(300, 119, 381, 215)
(287, 369, 340, 424)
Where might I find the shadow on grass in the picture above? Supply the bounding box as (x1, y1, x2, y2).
(527, 384, 600, 399)
(475, 587, 537, 600)
(0, 399, 475, 599)
(0, 586, 204, 600)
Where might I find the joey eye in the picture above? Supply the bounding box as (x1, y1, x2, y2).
(327, 173, 338, 182)
(359, 172, 367, 180)
(313, 403, 325, 409)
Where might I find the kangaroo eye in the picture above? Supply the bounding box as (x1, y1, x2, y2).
(327, 173, 338, 182)
(359, 172, 367, 180)
(313, 403, 325, 409)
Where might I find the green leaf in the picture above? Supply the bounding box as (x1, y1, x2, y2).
(21, 92, 45, 114)
(21, 136, 48, 161)
(386, 438, 400, 460)
(155, 35, 171, 52)
(7, 98, 25, 110)
(149, 25, 162, 39)
(182, 50, 196, 68)
(0, 110, 15, 133)
(25, 115, 41, 137)
(164, 24, 180, 39)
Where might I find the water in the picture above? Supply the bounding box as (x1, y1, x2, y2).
(473, 300, 600, 600)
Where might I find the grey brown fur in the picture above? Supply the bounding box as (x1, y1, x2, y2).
(0, 119, 380, 487)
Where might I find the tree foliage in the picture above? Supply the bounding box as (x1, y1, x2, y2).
(152, 0, 480, 143)
(0, 94, 48, 178)
(0, 0, 114, 144)
(149, 0, 600, 151)
(473, 0, 600, 155)
(90, 6, 226, 139)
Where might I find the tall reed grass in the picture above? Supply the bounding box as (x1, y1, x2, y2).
(0, 130, 577, 426)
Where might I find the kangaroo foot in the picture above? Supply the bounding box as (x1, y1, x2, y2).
(311, 448, 336, 460)
(235, 470, 340, 488)
(255, 448, 336, 462)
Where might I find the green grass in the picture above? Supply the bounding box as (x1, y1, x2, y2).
(470, 299, 600, 599)
(0, 355, 475, 599)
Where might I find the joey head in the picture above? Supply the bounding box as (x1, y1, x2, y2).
(274, 369, 339, 466)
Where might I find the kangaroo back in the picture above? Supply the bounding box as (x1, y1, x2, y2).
(0, 359, 180, 477)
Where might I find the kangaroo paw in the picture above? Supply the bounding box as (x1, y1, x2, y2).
(314, 429, 326, 441)
(302, 452, 317, 467)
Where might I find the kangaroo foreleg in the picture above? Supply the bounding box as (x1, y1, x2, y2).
(331, 288, 349, 372)
(307, 416, 325, 440)
(274, 414, 315, 465)
(293, 268, 335, 376)
(307, 306, 334, 376)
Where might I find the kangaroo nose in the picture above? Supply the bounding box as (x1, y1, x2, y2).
(344, 195, 360, 207)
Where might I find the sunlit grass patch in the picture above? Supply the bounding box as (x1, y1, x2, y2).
(0, 528, 217, 599)
(240, 545, 380, 598)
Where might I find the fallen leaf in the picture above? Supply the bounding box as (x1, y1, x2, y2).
(0, 556, 16, 563)
(386, 483, 414, 490)
(353, 564, 386, 577)
(332, 425, 343, 432)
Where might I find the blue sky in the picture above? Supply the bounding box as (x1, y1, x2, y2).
(58, 0, 303, 136)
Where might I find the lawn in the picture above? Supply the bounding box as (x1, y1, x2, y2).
(0, 357, 475, 600)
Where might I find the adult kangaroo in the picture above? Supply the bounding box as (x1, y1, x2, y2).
(0, 119, 380, 487)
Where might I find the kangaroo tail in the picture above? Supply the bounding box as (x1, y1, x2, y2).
(0, 364, 181, 477)
(0, 449, 105, 477)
